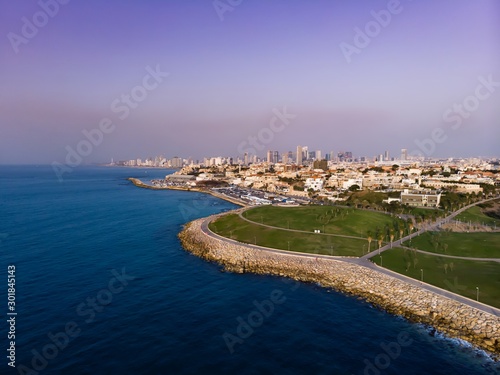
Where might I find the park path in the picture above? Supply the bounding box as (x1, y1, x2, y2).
(237, 209, 366, 240)
(201, 214, 500, 317)
(202, 195, 500, 316)
(360, 196, 500, 260)
(398, 246, 500, 263)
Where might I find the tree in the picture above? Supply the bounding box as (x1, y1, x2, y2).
(348, 184, 360, 192)
(367, 231, 373, 252)
(377, 234, 384, 249)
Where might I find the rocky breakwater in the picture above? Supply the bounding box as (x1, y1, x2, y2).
(179, 215, 500, 358)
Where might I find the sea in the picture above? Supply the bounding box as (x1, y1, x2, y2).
(0, 165, 498, 375)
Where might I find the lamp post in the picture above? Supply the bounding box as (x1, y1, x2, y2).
(363, 244, 366, 255)
(287, 241, 290, 251)
(254, 236, 256, 245)
(420, 269, 423, 282)
(380, 255, 383, 267)
(476, 287, 479, 302)
(330, 245, 333, 256)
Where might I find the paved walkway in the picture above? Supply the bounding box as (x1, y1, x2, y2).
(201, 196, 500, 317)
(237, 210, 366, 241)
(399, 245, 500, 263)
(361, 196, 500, 260)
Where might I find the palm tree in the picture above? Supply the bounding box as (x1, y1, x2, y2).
(367, 231, 373, 252)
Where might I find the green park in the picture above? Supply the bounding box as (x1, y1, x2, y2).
(208, 202, 500, 308)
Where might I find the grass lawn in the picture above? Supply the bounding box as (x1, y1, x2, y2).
(209, 213, 370, 257)
(455, 206, 499, 227)
(371, 248, 500, 309)
(402, 231, 500, 258)
(242, 205, 407, 240)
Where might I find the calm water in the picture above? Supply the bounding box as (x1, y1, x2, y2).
(0, 165, 498, 375)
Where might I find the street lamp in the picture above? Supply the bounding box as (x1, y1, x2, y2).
(380, 255, 383, 267)
(287, 241, 290, 251)
(254, 236, 257, 245)
(476, 287, 479, 302)
(363, 244, 366, 255)
(331, 245, 333, 256)
(420, 269, 423, 282)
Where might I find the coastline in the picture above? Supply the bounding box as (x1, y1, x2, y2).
(178, 213, 500, 359)
(127, 178, 247, 207)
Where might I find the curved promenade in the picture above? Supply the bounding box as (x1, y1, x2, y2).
(179, 212, 500, 358)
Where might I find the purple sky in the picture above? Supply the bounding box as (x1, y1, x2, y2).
(1, 0, 499, 164)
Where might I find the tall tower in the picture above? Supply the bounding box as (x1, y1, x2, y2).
(267, 150, 273, 163)
(401, 148, 408, 161)
(296, 145, 303, 165)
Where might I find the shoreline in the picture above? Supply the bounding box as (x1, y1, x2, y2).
(178, 214, 500, 360)
(127, 178, 247, 207)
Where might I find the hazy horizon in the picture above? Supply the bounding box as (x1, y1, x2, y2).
(1, 0, 499, 164)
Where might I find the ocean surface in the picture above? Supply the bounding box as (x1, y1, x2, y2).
(0, 165, 498, 375)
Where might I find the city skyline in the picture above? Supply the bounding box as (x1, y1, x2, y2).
(1, 0, 500, 165)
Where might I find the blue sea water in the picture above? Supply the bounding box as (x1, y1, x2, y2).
(0, 165, 498, 375)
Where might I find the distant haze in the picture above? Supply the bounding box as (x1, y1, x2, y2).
(1, 0, 499, 164)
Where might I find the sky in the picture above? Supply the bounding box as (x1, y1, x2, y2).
(1, 0, 499, 164)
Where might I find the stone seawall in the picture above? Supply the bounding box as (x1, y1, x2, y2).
(179, 216, 500, 358)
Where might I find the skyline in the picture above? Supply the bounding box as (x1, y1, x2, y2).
(1, 0, 500, 165)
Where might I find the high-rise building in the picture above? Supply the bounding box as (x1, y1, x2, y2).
(315, 150, 322, 161)
(267, 150, 273, 163)
(401, 148, 408, 160)
(384, 150, 390, 161)
(273, 151, 279, 164)
(244, 152, 249, 166)
(296, 145, 303, 165)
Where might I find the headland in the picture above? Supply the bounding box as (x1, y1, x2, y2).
(179, 213, 500, 359)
